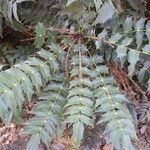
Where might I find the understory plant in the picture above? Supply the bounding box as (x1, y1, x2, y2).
(0, 0, 150, 150)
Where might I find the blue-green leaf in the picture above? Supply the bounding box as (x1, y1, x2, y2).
(123, 17, 133, 32)
(27, 134, 41, 150)
(93, 1, 116, 25)
(128, 50, 140, 76)
(135, 18, 145, 49)
(73, 121, 84, 143)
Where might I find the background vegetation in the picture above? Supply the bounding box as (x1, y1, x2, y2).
(0, 0, 150, 150)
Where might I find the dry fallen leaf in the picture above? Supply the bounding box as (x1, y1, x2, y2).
(103, 144, 114, 150)
(140, 125, 147, 134)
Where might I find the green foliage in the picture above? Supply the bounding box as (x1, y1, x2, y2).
(64, 44, 93, 143)
(110, 17, 150, 90)
(34, 22, 46, 48)
(0, 0, 150, 150)
(25, 75, 67, 150)
(25, 42, 136, 149)
(93, 0, 116, 25)
(92, 56, 137, 150)
(95, 17, 150, 92)
(66, 0, 76, 6)
(0, 44, 61, 124)
(0, 0, 34, 24)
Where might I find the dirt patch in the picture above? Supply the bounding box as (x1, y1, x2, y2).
(0, 123, 28, 150)
(0, 123, 77, 150)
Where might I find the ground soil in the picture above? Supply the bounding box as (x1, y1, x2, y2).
(0, 126, 150, 150)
